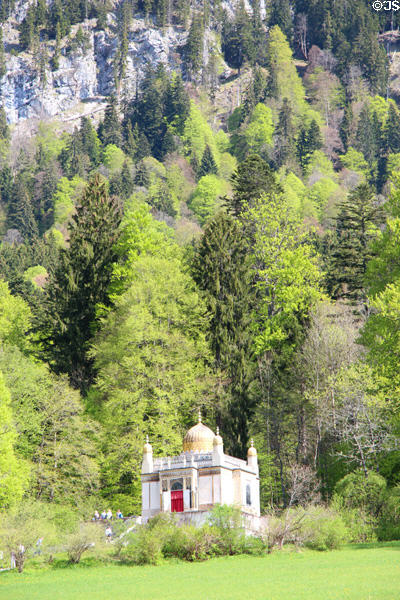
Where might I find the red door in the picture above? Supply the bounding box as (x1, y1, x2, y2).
(171, 490, 184, 512)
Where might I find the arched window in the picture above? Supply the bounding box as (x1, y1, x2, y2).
(246, 484, 251, 506)
(171, 479, 183, 491)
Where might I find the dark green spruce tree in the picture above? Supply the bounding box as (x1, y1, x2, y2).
(124, 120, 139, 160)
(385, 103, 400, 154)
(329, 183, 383, 302)
(227, 154, 281, 217)
(198, 144, 218, 178)
(98, 96, 123, 148)
(8, 177, 39, 241)
(340, 103, 353, 152)
(268, 0, 293, 42)
(355, 105, 380, 166)
(182, 14, 204, 80)
(191, 211, 256, 457)
(221, 0, 253, 74)
(80, 116, 100, 166)
(0, 106, 9, 140)
(274, 98, 295, 167)
(37, 175, 123, 392)
(296, 119, 323, 171)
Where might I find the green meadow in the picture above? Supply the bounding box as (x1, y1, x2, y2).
(1, 543, 400, 600)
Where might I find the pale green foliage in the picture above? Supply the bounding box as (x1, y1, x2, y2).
(332, 495, 377, 543)
(166, 163, 192, 204)
(244, 103, 274, 156)
(218, 152, 237, 179)
(334, 470, 387, 515)
(0, 505, 52, 572)
(244, 194, 323, 354)
(111, 196, 179, 296)
(53, 175, 85, 226)
(366, 175, 400, 297)
(0, 139, 9, 163)
(92, 254, 213, 511)
(331, 363, 392, 471)
(268, 26, 306, 113)
(23, 265, 47, 289)
(262, 505, 348, 551)
(0, 204, 6, 236)
(386, 153, 400, 181)
(143, 156, 167, 180)
(182, 101, 220, 164)
(305, 150, 336, 180)
(302, 106, 324, 128)
(103, 144, 127, 172)
(340, 147, 368, 178)
(66, 522, 106, 563)
(215, 129, 230, 153)
(31, 375, 100, 503)
(369, 95, 392, 127)
(189, 174, 230, 224)
(36, 122, 67, 160)
(306, 177, 339, 218)
(0, 279, 31, 352)
(0, 371, 30, 509)
(361, 281, 400, 404)
(279, 171, 306, 216)
(299, 505, 349, 550)
(45, 227, 65, 246)
(0, 346, 99, 503)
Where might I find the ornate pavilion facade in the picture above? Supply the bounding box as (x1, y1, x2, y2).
(141, 414, 260, 524)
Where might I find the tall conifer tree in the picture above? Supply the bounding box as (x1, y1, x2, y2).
(329, 183, 383, 302)
(226, 154, 281, 217)
(192, 212, 256, 457)
(38, 175, 122, 392)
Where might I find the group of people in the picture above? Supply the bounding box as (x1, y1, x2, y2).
(92, 509, 123, 521)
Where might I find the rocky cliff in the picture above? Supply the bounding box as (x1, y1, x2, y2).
(1, 16, 187, 127)
(0, 0, 253, 131)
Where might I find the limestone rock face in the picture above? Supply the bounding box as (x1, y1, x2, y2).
(0, 16, 186, 126)
(0, 0, 250, 128)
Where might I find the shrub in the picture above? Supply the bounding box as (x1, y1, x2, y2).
(331, 496, 377, 543)
(207, 504, 245, 555)
(262, 505, 349, 552)
(300, 506, 349, 551)
(240, 534, 266, 556)
(163, 525, 218, 561)
(0, 501, 58, 572)
(120, 525, 164, 565)
(334, 471, 387, 516)
(120, 514, 175, 565)
(120, 506, 264, 564)
(377, 485, 400, 540)
(66, 523, 105, 564)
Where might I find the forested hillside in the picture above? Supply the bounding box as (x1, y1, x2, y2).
(1, 0, 400, 540)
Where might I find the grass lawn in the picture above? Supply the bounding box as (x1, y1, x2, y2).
(1, 543, 400, 600)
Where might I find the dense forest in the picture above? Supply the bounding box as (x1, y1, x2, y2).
(1, 0, 400, 544)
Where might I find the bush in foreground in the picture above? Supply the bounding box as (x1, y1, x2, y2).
(66, 523, 105, 564)
(119, 506, 266, 565)
(262, 505, 349, 552)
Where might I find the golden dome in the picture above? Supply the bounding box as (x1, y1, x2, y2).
(183, 412, 215, 453)
(143, 435, 152, 454)
(247, 439, 257, 457)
